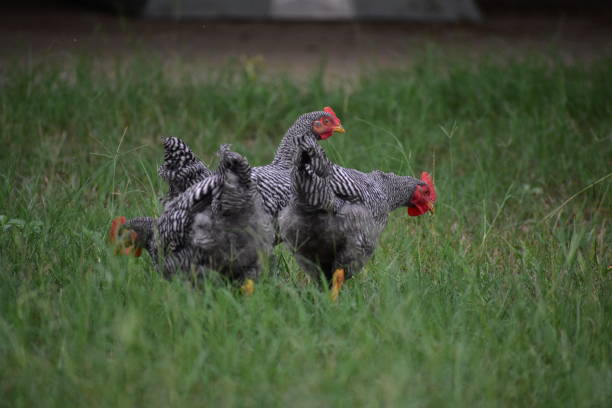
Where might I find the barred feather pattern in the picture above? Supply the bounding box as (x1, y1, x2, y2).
(216, 144, 254, 215)
(290, 131, 340, 213)
(251, 165, 292, 217)
(252, 110, 338, 217)
(328, 167, 389, 222)
(157, 174, 222, 254)
(325, 165, 424, 226)
(158, 137, 213, 205)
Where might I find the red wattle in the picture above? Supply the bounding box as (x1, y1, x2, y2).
(407, 207, 423, 216)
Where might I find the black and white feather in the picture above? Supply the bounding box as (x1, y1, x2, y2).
(251, 110, 339, 220)
(158, 137, 213, 206)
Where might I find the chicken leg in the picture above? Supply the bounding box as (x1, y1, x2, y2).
(330, 268, 345, 301)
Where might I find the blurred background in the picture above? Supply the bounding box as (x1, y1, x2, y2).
(2, 0, 611, 77)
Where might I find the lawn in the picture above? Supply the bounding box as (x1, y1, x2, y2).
(0, 55, 610, 407)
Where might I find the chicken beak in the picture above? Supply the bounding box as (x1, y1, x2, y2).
(332, 124, 346, 134)
(427, 201, 435, 214)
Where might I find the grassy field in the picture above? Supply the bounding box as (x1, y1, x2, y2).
(0, 55, 610, 407)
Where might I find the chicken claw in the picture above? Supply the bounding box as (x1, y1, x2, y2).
(241, 279, 255, 296)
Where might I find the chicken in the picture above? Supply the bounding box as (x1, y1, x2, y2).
(278, 133, 436, 299)
(109, 144, 274, 289)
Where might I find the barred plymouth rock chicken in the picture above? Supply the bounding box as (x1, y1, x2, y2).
(279, 133, 436, 300)
(109, 144, 274, 290)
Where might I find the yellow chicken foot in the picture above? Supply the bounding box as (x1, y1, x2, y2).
(241, 279, 255, 296)
(330, 269, 345, 301)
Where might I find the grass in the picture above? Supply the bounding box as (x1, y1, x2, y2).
(0, 54, 611, 407)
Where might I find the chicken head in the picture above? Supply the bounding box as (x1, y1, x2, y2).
(408, 172, 436, 216)
(108, 216, 143, 257)
(312, 106, 345, 140)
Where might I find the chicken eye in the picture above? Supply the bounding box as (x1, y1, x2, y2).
(323, 118, 330, 125)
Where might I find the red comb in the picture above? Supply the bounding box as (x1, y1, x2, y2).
(323, 106, 341, 123)
(421, 172, 436, 202)
(109, 216, 127, 243)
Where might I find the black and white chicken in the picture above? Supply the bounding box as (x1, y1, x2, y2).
(278, 132, 436, 299)
(110, 143, 274, 291)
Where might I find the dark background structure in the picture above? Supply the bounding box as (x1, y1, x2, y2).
(2, 0, 611, 78)
(4, 0, 610, 16)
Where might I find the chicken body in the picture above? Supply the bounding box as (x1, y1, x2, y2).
(279, 135, 425, 285)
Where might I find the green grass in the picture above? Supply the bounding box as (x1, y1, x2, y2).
(1, 55, 611, 407)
